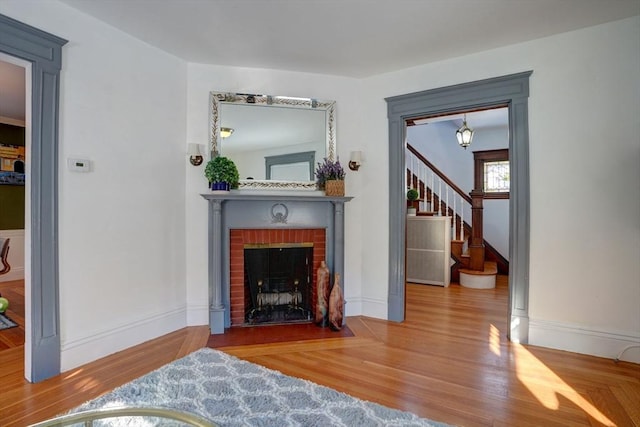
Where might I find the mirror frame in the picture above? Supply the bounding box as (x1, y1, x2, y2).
(209, 91, 336, 190)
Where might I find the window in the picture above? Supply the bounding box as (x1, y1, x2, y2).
(474, 149, 509, 199)
(484, 160, 509, 193)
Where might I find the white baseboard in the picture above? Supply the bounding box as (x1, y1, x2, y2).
(186, 303, 209, 326)
(344, 297, 361, 317)
(529, 319, 640, 363)
(360, 297, 388, 320)
(61, 308, 187, 372)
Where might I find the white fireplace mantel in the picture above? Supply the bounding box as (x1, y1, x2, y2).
(201, 191, 353, 333)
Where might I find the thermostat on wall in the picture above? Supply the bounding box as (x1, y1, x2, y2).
(67, 158, 91, 172)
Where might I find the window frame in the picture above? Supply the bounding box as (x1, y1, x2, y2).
(473, 148, 509, 199)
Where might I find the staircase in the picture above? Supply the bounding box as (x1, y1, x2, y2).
(406, 145, 507, 287)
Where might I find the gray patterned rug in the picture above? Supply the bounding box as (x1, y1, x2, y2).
(71, 348, 452, 426)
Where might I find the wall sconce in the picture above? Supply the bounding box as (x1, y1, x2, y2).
(188, 143, 203, 166)
(220, 127, 234, 139)
(348, 151, 362, 171)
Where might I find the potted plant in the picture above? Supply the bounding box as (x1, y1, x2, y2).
(315, 157, 346, 196)
(406, 188, 419, 216)
(204, 156, 240, 192)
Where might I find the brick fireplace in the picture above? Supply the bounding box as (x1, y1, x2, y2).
(229, 228, 326, 326)
(201, 192, 352, 334)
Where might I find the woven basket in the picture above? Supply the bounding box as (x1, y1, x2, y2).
(324, 180, 345, 196)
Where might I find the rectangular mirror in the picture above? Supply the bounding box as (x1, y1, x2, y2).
(210, 92, 336, 190)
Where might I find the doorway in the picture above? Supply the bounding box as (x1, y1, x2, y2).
(406, 107, 510, 270)
(385, 72, 532, 343)
(404, 107, 511, 324)
(0, 13, 67, 382)
(0, 55, 27, 355)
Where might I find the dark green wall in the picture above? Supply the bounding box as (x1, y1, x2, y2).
(0, 123, 25, 230)
(0, 123, 25, 144)
(0, 185, 25, 229)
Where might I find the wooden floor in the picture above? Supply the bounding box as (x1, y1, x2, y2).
(1, 276, 639, 426)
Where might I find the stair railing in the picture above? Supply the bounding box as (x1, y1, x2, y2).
(406, 145, 471, 241)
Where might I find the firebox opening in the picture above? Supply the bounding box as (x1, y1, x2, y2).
(244, 243, 313, 325)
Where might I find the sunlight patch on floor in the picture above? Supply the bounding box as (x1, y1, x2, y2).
(62, 368, 84, 380)
(514, 344, 615, 426)
(489, 324, 501, 356)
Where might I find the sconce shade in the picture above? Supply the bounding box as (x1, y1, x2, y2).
(188, 143, 203, 166)
(220, 127, 234, 139)
(456, 116, 474, 149)
(348, 150, 362, 171)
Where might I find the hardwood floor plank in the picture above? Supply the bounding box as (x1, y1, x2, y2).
(585, 386, 635, 427)
(176, 325, 211, 358)
(609, 383, 640, 426)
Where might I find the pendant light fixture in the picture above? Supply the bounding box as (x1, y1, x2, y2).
(456, 115, 474, 149)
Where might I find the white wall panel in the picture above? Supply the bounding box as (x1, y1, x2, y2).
(0, 0, 188, 370)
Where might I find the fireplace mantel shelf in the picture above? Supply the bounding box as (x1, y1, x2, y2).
(201, 192, 353, 203)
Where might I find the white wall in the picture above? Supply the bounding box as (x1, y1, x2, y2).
(0, 1, 189, 370)
(360, 16, 640, 362)
(185, 64, 367, 323)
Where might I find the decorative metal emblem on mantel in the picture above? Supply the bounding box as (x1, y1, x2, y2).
(271, 203, 289, 223)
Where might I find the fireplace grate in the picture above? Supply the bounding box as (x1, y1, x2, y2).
(244, 245, 313, 325)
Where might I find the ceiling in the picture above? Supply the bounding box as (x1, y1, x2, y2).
(2, 0, 638, 123)
(57, 0, 639, 78)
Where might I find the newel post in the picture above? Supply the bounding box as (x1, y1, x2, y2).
(469, 189, 485, 270)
